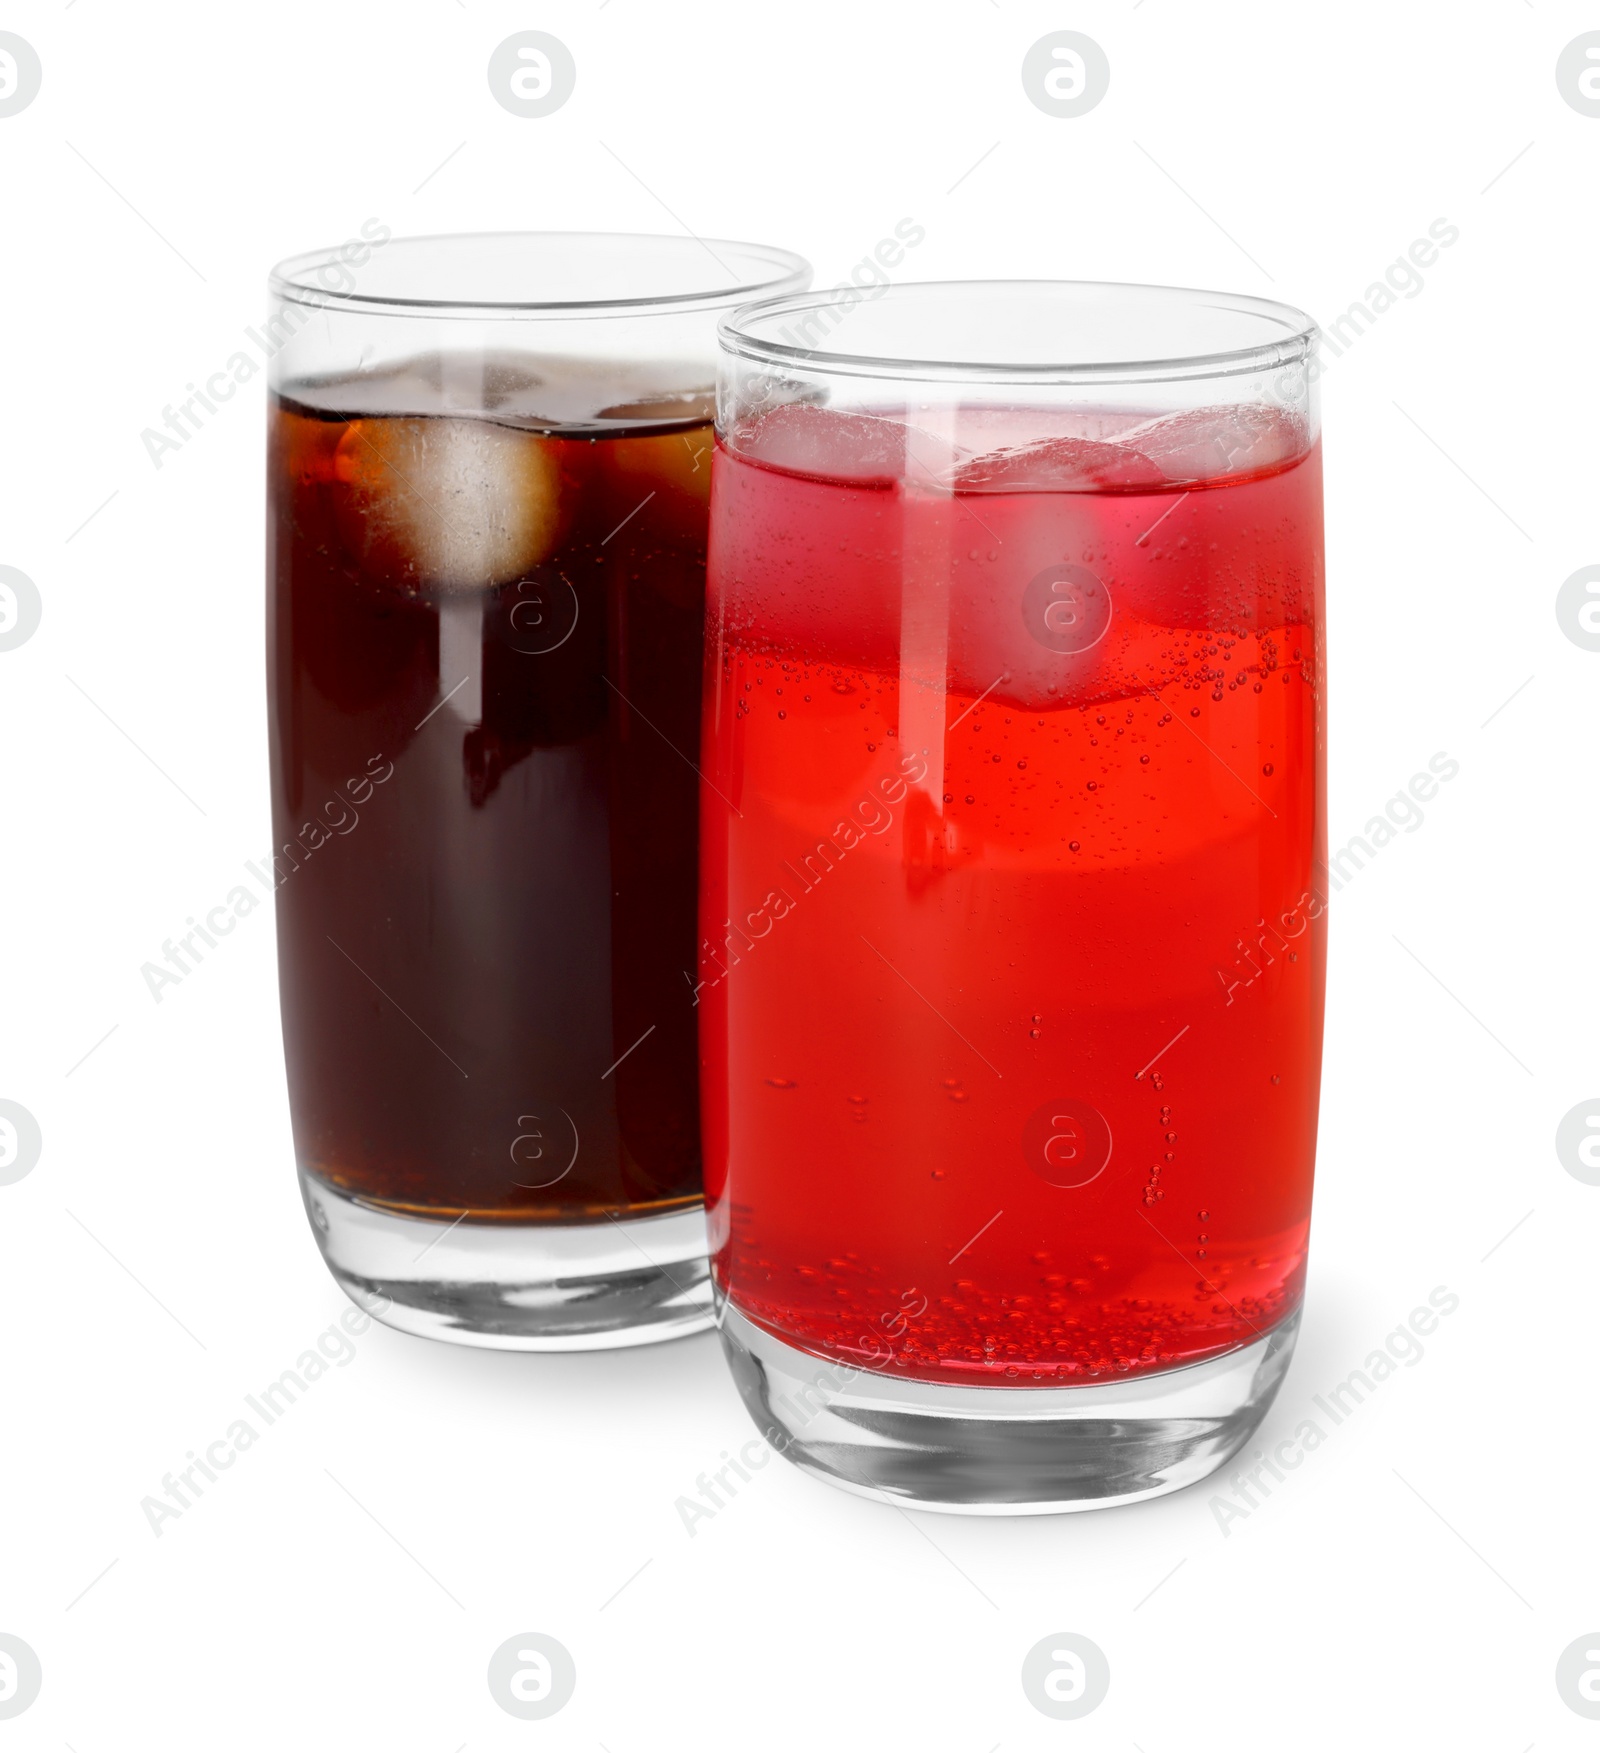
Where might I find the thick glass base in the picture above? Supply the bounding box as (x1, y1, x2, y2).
(717, 1303, 1301, 1514)
(299, 1170, 714, 1350)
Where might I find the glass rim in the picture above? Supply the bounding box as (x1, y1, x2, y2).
(718, 279, 1319, 386)
(268, 230, 812, 321)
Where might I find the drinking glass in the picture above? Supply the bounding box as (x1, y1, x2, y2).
(267, 232, 809, 1348)
(702, 280, 1324, 1508)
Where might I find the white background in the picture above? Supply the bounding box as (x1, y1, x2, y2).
(1, 1, 1594, 1746)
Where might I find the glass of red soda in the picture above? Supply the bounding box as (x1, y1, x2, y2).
(702, 281, 1325, 1509)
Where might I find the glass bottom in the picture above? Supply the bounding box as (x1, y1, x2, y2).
(716, 1302, 1301, 1514)
(299, 1169, 714, 1350)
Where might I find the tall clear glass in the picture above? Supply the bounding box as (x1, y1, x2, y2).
(267, 232, 809, 1349)
(703, 281, 1324, 1508)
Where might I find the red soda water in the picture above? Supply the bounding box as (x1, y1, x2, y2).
(700, 403, 1325, 1384)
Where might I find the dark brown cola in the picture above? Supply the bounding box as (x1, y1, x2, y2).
(268, 355, 710, 1220)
